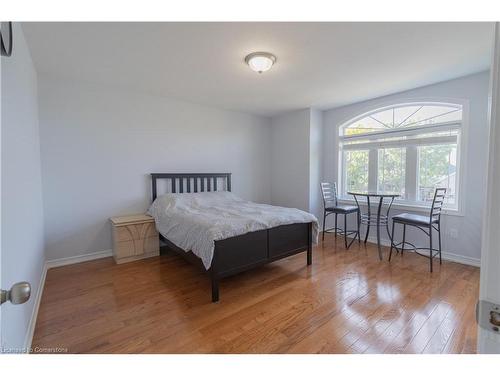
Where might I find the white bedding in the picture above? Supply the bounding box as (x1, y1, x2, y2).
(147, 191, 318, 269)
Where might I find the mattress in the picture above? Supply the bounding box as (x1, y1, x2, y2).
(147, 191, 318, 269)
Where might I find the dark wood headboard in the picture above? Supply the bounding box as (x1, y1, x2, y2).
(151, 173, 232, 202)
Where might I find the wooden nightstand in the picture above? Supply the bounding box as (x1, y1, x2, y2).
(110, 214, 160, 264)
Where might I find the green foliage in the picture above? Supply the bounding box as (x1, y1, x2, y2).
(344, 144, 456, 202)
(345, 150, 369, 191)
(378, 148, 406, 194)
(418, 144, 456, 202)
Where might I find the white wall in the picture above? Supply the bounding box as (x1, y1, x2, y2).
(270, 109, 310, 212)
(270, 108, 324, 221)
(38, 77, 272, 261)
(323, 72, 490, 264)
(1, 24, 45, 350)
(309, 109, 324, 222)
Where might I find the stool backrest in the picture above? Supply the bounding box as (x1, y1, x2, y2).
(430, 187, 447, 222)
(321, 182, 338, 208)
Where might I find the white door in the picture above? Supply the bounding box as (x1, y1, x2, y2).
(478, 22, 500, 354)
(1, 21, 35, 353)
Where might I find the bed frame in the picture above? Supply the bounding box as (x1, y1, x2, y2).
(151, 173, 313, 302)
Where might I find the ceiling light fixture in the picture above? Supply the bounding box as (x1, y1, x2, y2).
(245, 52, 276, 73)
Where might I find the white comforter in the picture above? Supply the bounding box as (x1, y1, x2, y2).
(147, 192, 318, 269)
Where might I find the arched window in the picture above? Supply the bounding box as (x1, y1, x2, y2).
(339, 102, 463, 209)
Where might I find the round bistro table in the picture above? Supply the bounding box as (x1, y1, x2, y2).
(347, 191, 399, 261)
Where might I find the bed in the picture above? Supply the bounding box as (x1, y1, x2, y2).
(149, 173, 318, 302)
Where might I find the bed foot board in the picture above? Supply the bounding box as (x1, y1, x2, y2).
(307, 222, 312, 266)
(207, 222, 313, 303)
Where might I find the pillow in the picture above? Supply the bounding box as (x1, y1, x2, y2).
(148, 191, 243, 217)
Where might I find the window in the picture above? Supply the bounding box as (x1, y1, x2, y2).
(378, 147, 406, 196)
(418, 144, 457, 205)
(339, 103, 463, 211)
(344, 149, 369, 192)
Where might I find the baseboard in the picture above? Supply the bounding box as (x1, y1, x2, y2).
(365, 235, 392, 248)
(23, 262, 47, 351)
(45, 249, 113, 269)
(440, 251, 481, 267)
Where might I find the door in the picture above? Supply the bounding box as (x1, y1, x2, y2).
(0, 26, 31, 348)
(1, 21, 41, 353)
(478, 22, 500, 353)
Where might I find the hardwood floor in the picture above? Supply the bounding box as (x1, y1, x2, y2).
(32, 235, 480, 353)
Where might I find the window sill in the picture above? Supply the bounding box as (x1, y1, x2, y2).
(337, 198, 464, 217)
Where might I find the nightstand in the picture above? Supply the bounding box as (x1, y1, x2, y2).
(110, 214, 160, 264)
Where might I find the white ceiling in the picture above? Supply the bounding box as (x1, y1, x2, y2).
(22, 22, 493, 117)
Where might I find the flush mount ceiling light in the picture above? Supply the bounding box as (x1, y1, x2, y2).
(244, 52, 276, 73)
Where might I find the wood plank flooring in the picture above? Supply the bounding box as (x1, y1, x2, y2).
(32, 235, 480, 353)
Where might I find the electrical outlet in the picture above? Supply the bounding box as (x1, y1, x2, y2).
(448, 228, 458, 239)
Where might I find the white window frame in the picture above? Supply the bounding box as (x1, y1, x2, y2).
(337, 99, 469, 216)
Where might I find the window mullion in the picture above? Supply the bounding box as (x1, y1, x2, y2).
(368, 149, 378, 192)
(340, 149, 346, 196)
(406, 146, 417, 201)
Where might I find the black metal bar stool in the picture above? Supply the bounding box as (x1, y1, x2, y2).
(320, 182, 360, 249)
(389, 188, 446, 272)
